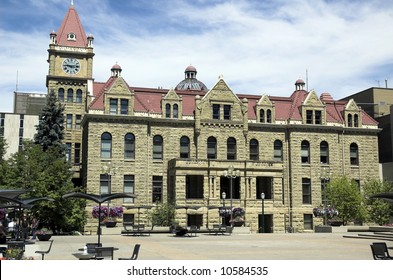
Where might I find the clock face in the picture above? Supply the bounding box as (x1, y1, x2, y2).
(62, 58, 80, 74)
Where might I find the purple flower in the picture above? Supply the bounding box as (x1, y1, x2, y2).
(92, 206, 123, 221)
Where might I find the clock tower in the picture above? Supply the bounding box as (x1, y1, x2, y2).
(46, 3, 94, 185)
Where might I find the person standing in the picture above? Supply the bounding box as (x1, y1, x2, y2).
(21, 216, 29, 240)
(31, 216, 39, 240)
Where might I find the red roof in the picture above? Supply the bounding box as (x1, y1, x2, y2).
(56, 4, 87, 47)
(87, 72, 377, 126)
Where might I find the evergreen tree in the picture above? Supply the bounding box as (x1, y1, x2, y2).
(34, 89, 65, 152)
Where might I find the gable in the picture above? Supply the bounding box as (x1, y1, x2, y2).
(257, 94, 273, 106)
(107, 78, 132, 96)
(197, 77, 245, 122)
(163, 88, 181, 101)
(345, 99, 360, 111)
(303, 90, 324, 107)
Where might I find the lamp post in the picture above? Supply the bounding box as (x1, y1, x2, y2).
(320, 167, 330, 226)
(102, 163, 117, 220)
(224, 166, 240, 226)
(221, 192, 226, 225)
(261, 192, 265, 233)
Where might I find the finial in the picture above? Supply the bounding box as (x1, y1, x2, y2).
(71, 0, 74, 6)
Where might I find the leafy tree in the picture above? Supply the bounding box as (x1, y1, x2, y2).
(0, 138, 7, 187)
(5, 141, 85, 233)
(363, 179, 393, 225)
(326, 176, 366, 225)
(148, 202, 176, 226)
(34, 89, 65, 152)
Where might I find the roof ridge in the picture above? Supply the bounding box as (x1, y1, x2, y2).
(88, 77, 116, 109)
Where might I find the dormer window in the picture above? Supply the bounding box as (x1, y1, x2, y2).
(305, 110, 322, 124)
(223, 105, 231, 120)
(67, 33, 77, 41)
(212, 104, 220, 119)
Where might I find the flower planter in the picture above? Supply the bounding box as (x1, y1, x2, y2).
(329, 221, 343, 227)
(314, 225, 332, 233)
(37, 234, 52, 241)
(233, 221, 244, 227)
(105, 221, 117, 228)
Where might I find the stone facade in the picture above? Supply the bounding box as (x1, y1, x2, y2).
(45, 4, 380, 233)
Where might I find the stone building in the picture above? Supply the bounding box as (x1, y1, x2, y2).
(340, 87, 393, 181)
(43, 3, 380, 233)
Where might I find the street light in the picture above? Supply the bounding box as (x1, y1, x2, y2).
(261, 192, 265, 233)
(221, 192, 226, 225)
(102, 163, 117, 220)
(320, 167, 330, 226)
(224, 166, 240, 226)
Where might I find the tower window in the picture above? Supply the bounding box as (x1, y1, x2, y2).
(76, 89, 82, 103)
(67, 89, 73, 103)
(67, 33, 76, 41)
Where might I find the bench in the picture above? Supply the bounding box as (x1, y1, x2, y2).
(208, 224, 227, 235)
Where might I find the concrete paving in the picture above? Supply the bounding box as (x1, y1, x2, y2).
(21, 226, 391, 260)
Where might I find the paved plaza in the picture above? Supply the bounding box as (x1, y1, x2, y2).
(21, 227, 388, 260)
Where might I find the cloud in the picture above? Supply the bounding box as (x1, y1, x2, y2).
(1, 0, 393, 112)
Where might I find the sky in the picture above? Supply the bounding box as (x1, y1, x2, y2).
(1, 0, 393, 112)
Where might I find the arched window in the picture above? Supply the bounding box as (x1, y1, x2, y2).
(58, 88, 64, 102)
(165, 104, 171, 118)
(249, 139, 259, 160)
(67, 88, 73, 103)
(76, 89, 82, 103)
(153, 135, 163, 160)
(173, 104, 178, 119)
(260, 109, 265, 123)
(227, 137, 237, 160)
(274, 140, 283, 161)
(320, 141, 329, 164)
(101, 132, 112, 158)
(301, 140, 310, 164)
(124, 133, 135, 159)
(350, 143, 359, 165)
(207, 136, 217, 159)
(180, 136, 190, 159)
(354, 114, 359, 127)
(348, 114, 353, 127)
(266, 109, 272, 123)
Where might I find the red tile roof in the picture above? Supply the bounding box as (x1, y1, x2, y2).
(56, 4, 87, 47)
(89, 76, 377, 126)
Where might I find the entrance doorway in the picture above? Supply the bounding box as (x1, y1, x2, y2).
(258, 214, 273, 233)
